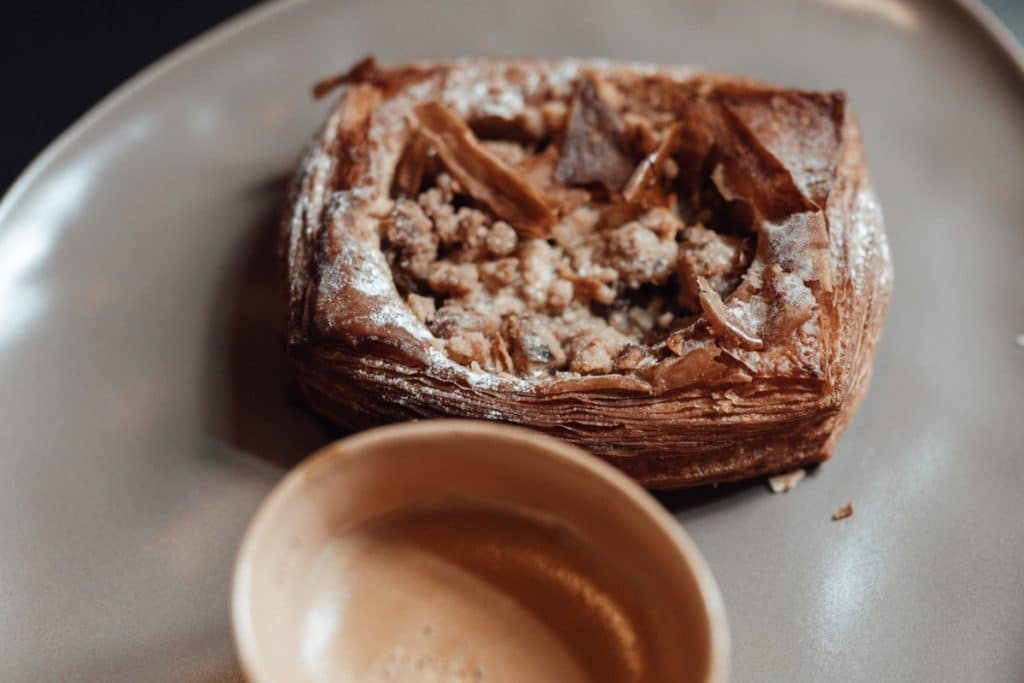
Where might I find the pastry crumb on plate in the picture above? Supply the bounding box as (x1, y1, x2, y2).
(768, 469, 806, 493)
(831, 502, 854, 521)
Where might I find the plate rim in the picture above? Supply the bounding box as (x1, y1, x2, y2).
(0, 0, 299, 225)
(957, 0, 1024, 72)
(0, 0, 1022, 678)
(1, 0, 1023, 230)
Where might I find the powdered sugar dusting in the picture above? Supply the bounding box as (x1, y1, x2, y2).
(439, 59, 699, 121)
(342, 241, 435, 342)
(442, 60, 578, 118)
(347, 248, 392, 299)
(848, 185, 890, 294)
(776, 270, 815, 311)
(762, 214, 816, 282)
(725, 296, 770, 338)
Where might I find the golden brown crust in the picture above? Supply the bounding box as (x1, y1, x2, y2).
(281, 58, 892, 488)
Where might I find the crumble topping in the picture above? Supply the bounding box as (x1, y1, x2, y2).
(362, 65, 835, 379)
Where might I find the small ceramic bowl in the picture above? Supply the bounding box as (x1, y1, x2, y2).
(232, 420, 729, 682)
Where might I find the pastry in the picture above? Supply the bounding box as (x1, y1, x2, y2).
(281, 57, 892, 488)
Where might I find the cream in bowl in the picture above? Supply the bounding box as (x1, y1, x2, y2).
(232, 420, 728, 682)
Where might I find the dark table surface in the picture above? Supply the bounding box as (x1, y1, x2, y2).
(1, 1, 1022, 194)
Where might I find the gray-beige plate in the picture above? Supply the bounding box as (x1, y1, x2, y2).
(2, 1, 1022, 681)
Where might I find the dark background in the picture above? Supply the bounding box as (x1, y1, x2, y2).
(0, 0, 260, 193)
(2, 1, 1022, 195)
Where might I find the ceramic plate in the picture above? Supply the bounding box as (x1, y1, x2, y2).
(2, 1, 1022, 680)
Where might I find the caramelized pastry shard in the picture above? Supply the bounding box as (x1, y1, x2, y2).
(394, 131, 433, 196)
(413, 101, 556, 238)
(313, 55, 446, 100)
(696, 276, 764, 350)
(517, 146, 591, 214)
(282, 57, 893, 489)
(556, 77, 636, 190)
(312, 55, 379, 99)
(712, 101, 818, 222)
(328, 84, 382, 192)
(623, 123, 683, 207)
(721, 90, 845, 208)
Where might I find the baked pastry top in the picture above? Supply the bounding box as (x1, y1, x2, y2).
(282, 57, 892, 488)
